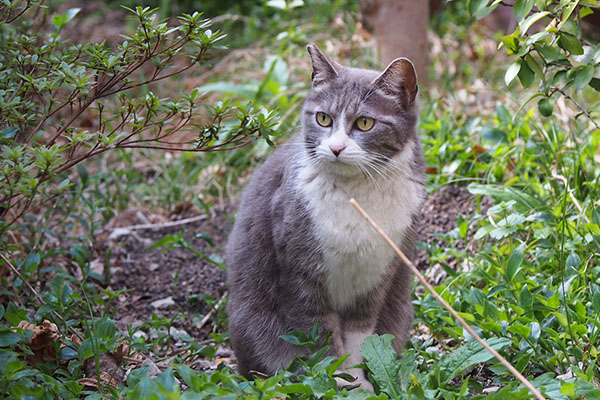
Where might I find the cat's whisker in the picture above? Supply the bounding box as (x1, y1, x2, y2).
(357, 164, 381, 190)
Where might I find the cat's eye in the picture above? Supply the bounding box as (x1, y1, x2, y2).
(355, 116, 375, 131)
(316, 112, 333, 127)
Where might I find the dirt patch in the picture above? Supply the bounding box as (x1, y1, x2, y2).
(416, 185, 493, 273)
(97, 207, 232, 341)
(99, 185, 490, 348)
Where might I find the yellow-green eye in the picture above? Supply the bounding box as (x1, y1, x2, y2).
(355, 116, 375, 131)
(316, 112, 333, 127)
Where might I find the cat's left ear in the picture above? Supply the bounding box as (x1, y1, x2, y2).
(307, 44, 339, 87)
(373, 58, 418, 106)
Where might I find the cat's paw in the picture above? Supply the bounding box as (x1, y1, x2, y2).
(334, 372, 374, 392)
(355, 377, 374, 392)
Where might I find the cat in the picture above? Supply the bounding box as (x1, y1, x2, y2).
(226, 44, 425, 390)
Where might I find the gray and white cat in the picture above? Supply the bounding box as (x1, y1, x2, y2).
(226, 44, 425, 389)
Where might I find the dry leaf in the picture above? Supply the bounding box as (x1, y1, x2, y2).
(150, 296, 175, 309)
(18, 320, 60, 364)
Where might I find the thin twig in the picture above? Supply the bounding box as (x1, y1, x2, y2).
(552, 172, 591, 224)
(552, 86, 600, 131)
(349, 198, 546, 400)
(197, 291, 227, 331)
(102, 214, 207, 235)
(0, 252, 83, 341)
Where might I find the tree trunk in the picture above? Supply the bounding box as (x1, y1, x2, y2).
(359, 0, 430, 82)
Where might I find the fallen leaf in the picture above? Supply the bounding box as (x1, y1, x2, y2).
(151, 296, 175, 309)
(18, 320, 60, 364)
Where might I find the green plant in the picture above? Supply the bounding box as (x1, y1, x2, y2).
(469, 0, 600, 122)
(0, 2, 276, 236)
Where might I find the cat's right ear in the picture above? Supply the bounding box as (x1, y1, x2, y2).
(307, 44, 339, 87)
(373, 58, 418, 107)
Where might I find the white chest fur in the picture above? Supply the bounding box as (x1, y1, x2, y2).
(297, 143, 423, 311)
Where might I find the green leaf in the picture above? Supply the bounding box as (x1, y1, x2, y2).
(505, 61, 521, 85)
(0, 329, 23, 347)
(560, 382, 576, 397)
(1, 127, 18, 139)
(23, 252, 41, 274)
(132, 376, 159, 399)
(525, 54, 543, 79)
(572, 65, 594, 89)
(528, 321, 541, 342)
(156, 368, 179, 394)
(592, 292, 600, 313)
(506, 245, 524, 282)
(509, 323, 531, 337)
(558, 32, 584, 55)
(146, 234, 182, 250)
(360, 334, 401, 398)
(514, 0, 534, 21)
(59, 346, 78, 361)
(279, 383, 314, 394)
(468, 184, 545, 213)
(78, 338, 97, 361)
(480, 126, 508, 143)
(176, 365, 202, 392)
(94, 318, 116, 340)
(557, 0, 580, 30)
(590, 77, 600, 92)
(519, 285, 533, 310)
(468, 0, 488, 16)
(437, 337, 512, 384)
(502, 29, 521, 55)
(52, 8, 81, 31)
(566, 252, 582, 275)
(519, 11, 551, 34)
(518, 59, 535, 87)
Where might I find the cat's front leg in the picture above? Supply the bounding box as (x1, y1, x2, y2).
(375, 259, 414, 352)
(334, 320, 376, 392)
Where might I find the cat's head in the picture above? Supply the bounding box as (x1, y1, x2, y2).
(301, 44, 419, 177)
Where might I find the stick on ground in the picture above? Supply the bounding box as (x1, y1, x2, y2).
(349, 198, 546, 400)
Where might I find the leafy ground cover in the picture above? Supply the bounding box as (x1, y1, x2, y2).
(1, 0, 599, 399)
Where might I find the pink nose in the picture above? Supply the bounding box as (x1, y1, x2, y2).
(329, 144, 346, 157)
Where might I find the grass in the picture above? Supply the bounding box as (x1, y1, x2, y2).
(1, 1, 600, 399)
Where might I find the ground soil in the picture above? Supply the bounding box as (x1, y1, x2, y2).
(97, 184, 490, 372)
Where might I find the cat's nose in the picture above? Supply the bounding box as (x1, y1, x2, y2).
(329, 144, 346, 157)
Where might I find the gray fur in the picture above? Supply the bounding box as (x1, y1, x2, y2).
(226, 44, 425, 378)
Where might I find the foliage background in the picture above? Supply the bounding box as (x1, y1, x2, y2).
(0, 0, 599, 399)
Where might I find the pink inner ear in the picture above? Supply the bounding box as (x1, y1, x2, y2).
(377, 58, 418, 104)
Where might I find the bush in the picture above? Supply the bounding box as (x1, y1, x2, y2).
(0, 1, 276, 236)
